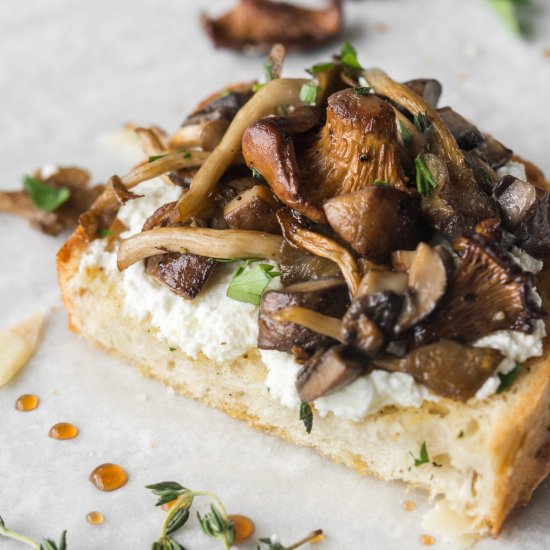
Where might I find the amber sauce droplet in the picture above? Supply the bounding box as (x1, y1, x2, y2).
(420, 534, 436, 546)
(89, 463, 128, 491)
(309, 531, 325, 543)
(161, 499, 177, 511)
(86, 511, 104, 525)
(15, 394, 39, 411)
(403, 500, 416, 512)
(49, 422, 79, 440)
(228, 514, 255, 544)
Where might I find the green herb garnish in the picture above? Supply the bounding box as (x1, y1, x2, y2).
(0, 514, 67, 549)
(148, 149, 191, 163)
(146, 482, 234, 549)
(413, 112, 431, 134)
(299, 83, 320, 105)
(169, 347, 177, 352)
(23, 176, 70, 212)
(251, 167, 267, 184)
(258, 530, 324, 550)
(340, 41, 363, 70)
(373, 179, 389, 187)
(96, 228, 113, 238)
(307, 62, 334, 75)
(354, 86, 373, 96)
(399, 122, 413, 147)
(496, 362, 522, 393)
(226, 261, 280, 305)
(299, 402, 313, 434)
(488, 0, 529, 36)
(411, 442, 430, 467)
(415, 154, 437, 197)
(458, 431, 465, 438)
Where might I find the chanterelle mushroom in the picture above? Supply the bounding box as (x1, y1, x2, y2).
(414, 234, 544, 345)
(201, 0, 343, 53)
(243, 89, 407, 222)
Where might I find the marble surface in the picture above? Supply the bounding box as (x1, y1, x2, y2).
(1, 0, 550, 548)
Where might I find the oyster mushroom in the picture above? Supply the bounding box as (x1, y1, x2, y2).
(201, 0, 343, 53)
(296, 345, 366, 402)
(323, 185, 423, 261)
(436, 107, 485, 150)
(258, 278, 349, 352)
(493, 175, 539, 230)
(223, 185, 280, 233)
(403, 78, 442, 108)
(414, 234, 544, 345)
(373, 340, 504, 401)
(243, 88, 407, 223)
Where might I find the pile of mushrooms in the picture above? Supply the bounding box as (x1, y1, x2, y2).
(91, 44, 550, 404)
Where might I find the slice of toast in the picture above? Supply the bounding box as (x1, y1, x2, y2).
(57, 225, 550, 540)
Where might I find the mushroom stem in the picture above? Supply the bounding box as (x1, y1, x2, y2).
(117, 227, 283, 271)
(175, 78, 309, 223)
(169, 120, 230, 152)
(289, 227, 362, 295)
(134, 127, 172, 186)
(271, 306, 345, 343)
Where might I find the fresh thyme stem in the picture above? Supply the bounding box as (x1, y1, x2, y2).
(0, 524, 40, 549)
(161, 494, 192, 538)
(287, 529, 324, 550)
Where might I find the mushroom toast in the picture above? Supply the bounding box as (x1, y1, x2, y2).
(58, 44, 550, 542)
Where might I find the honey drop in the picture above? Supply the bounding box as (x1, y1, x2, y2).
(228, 514, 255, 545)
(86, 511, 104, 525)
(403, 500, 416, 512)
(15, 394, 39, 411)
(161, 499, 177, 511)
(49, 422, 79, 440)
(420, 534, 436, 546)
(309, 530, 325, 543)
(89, 463, 128, 491)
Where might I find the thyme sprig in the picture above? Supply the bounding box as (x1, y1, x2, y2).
(415, 154, 438, 197)
(258, 529, 324, 550)
(0, 515, 67, 550)
(146, 482, 234, 549)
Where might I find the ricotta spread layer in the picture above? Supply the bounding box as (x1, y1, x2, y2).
(78, 175, 546, 421)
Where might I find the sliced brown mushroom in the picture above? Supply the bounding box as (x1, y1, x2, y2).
(513, 191, 550, 259)
(493, 175, 539, 230)
(0, 167, 102, 236)
(403, 78, 442, 108)
(258, 278, 349, 353)
(437, 107, 485, 150)
(395, 243, 450, 333)
(243, 89, 407, 223)
(414, 234, 544, 345)
(373, 340, 504, 401)
(296, 345, 366, 402)
(223, 185, 280, 233)
(323, 185, 423, 261)
(472, 134, 513, 170)
(201, 0, 343, 53)
(278, 240, 342, 286)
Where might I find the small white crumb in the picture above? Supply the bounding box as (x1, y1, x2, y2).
(135, 392, 148, 401)
(166, 386, 176, 395)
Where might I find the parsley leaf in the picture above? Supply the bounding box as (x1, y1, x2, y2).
(413, 112, 431, 133)
(373, 179, 389, 187)
(496, 361, 522, 393)
(340, 41, 363, 70)
(354, 86, 373, 96)
(307, 62, 334, 75)
(415, 154, 438, 197)
(96, 228, 113, 238)
(299, 83, 320, 105)
(251, 167, 267, 184)
(411, 442, 430, 467)
(488, 0, 529, 36)
(226, 261, 280, 305)
(399, 122, 413, 147)
(23, 176, 70, 212)
(148, 149, 191, 163)
(300, 402, 313, 434)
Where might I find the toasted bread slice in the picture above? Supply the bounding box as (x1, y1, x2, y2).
(57, 225, 550, 540)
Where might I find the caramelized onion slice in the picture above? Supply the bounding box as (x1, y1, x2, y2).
(175, 78, 308, 223)
(272, 306, 345, 343)
(117, 227, 283, 271)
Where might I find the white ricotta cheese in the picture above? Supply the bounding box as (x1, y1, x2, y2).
(496, 160, 528, 182)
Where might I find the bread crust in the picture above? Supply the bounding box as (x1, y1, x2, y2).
(57, 225, 550, 537)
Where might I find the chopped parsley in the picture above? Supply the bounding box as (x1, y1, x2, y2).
(226, 261, 280, 305)
(399, 122, 413, 147)
(307, 62, 334, 75)
(415, 154, 438, 197)
(300, 402, 313, 434)
(299, 83, 320, 105)
(340, 41, 363, 70)
(251, 167, 267, 184)
(373, 179, 389, 187)
(23, 175, 70, 212)
(148, 149, 191, 163)
(354, 86, 373, 96)
(96, 228, 113, 238)
(496, 361, 522, 393)
(169, 347, 177, 352)
(488, 0, 529, 36)
(264, 60, 275, 82)
(411, 442, 430, 467)
(458, 430, 465, 438)
(413, 112, 431, 133)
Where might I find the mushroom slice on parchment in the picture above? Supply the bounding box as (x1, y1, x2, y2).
(414, 234, 544, 345)
(373, 340, 503, 401)
(201, 0, 343, 53)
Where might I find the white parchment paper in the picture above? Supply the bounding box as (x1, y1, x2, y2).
(1, 1, 550, 548)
